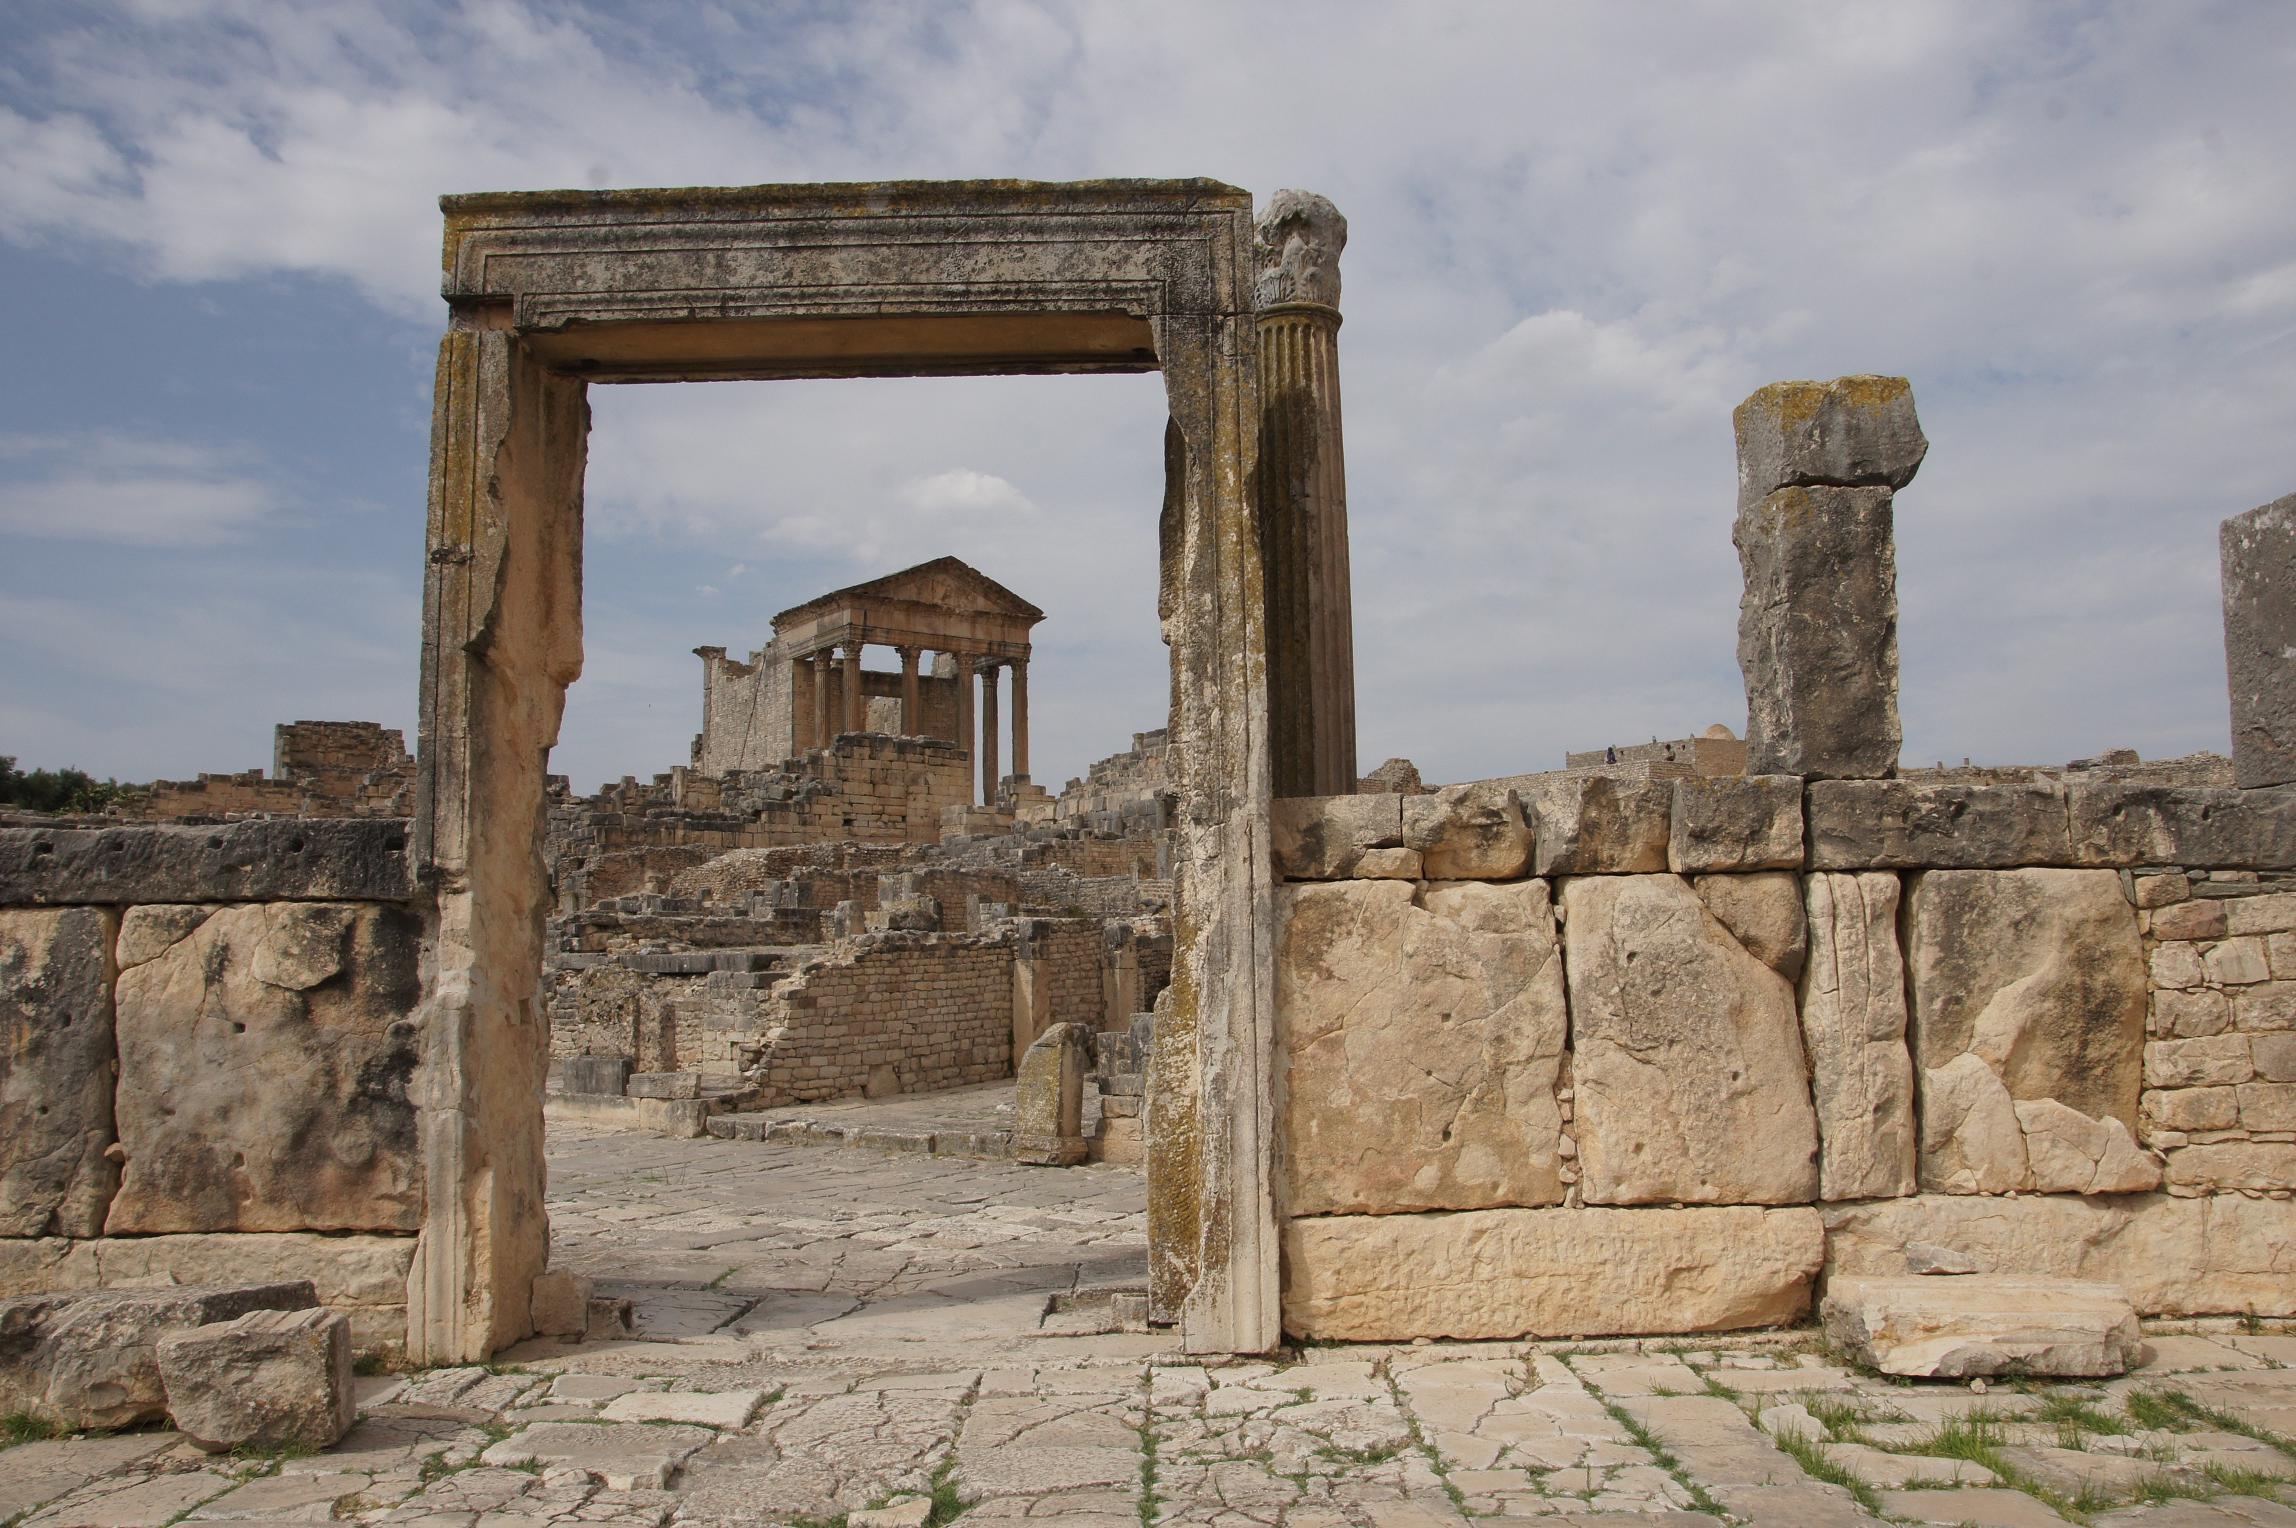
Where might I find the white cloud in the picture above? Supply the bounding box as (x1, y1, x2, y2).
(0, 433, 278, 545)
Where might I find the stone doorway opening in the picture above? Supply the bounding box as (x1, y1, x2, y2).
(408, 182, 1277, 1364)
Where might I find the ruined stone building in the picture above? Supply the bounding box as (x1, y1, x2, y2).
(112, 720, 415, 820)
(8, 179, 2296, 1371)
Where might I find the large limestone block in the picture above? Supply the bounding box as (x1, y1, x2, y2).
(1523, 776, 1670, 876)
(1562, 875, 1819, 1205)
(107, 902, 423, 1234)
(0, 819, 413, 905)
(0, 1281, 315, 1430)
(1798, 872, 1915, 1200)
(1917, 1053, 2027, 1193)
(1905, 869, 2146, 1127)
(158, 1306, 355, 1452)
(2222, 493, 2296, 789)
(1402, 783, 1532, 879)
(1820, 1192, 2296, 1317)
(1283, 1206, 1824, 1340)
(1806, 780, 2072, 869)
(2014, 1098, 2160, 1194)
(1735, 485, 1901, 780)
(1276, 880, 1566, 1215)
(1271, 794, 1402, 880)
(1669, 776, 1805, 873)
(1013, 1021, 1089, 1165)
(1693, 871, 1807, 983)
(0, 907, 120, 1237)
(1733, 375, 1928, 513)
(1821, 1276, 2140, 1378)
(2065, 782, 2296, 870)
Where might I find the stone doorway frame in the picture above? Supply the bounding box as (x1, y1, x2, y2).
(408, 180, 1276, 1361)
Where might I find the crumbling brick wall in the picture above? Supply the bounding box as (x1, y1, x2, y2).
(742, 933, 1015, 1103)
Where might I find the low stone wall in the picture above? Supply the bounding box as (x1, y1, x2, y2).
(743, 933, 1015, 1104)
(1271, 779, 2296, 1342)
(0, 820, 422, 1356)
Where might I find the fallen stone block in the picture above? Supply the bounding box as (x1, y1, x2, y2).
(157, 1306, 354, 1452)
(1821, 1275, 2141, 1378)
(0, 1281, 316, 1430)
(0, 819, 413, 905)
(625, 1069, 701, 1100)
(531, 1269, 591, 1338)
(1403, 782, 1532, 879)
(1668, 776, 1804, 873)
(1270, 793, 1403, 879)
(1806, 780, 2072, 869)
(1013, 1021, 1090, 1166)
(1283, 1204, 1824, 1340)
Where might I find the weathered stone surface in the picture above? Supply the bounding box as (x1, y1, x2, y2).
(2222, 493, 2296, 789)
(2066, 782, 2296, 869)
(1562, 875, 1819, 1205)
(1693, 871, 1807, 982)
(0, 907, 119, 1237)
(1733, 375, 1927, 513)
(1735, 485, 1901, 780)
(530, 1270, 591, 1337)
(107, 902, 423, 1234)
(1668, 776, 1804, 873)
(627, 1069, 701, 1100)
(1254, 187, 1345, 309)
(1806, 780, 2072, 869)
(480, 1420, 716, 1490)
(1276, 880, 1565, 1215)
(1270, 794, 1401, 880)
(1798, 872, 1916, 1200)
(2014, 1098, 2161, 1194)
(1824, 1275, 2138, 1379)
(560, 1054, 631, 1096)
(1906, 869, 2147, 1126)
(0, 1281, 315, 1430)
(158, 1306, 355, 1452)
(1918, 1053, 2028, 1193)
(1522, 776, 1669, 876)
(0, 819, 413, 906)
(1013, 1021, 1089, 1166)
(1282, 1206, 1824, 1340)
(1820, 1192, 2296, 1317)
(1403, 783, 1531, 879)
(2162, 1140, 2296, 1192)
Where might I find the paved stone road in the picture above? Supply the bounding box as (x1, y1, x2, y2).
(10, 1122, 2296, 1526)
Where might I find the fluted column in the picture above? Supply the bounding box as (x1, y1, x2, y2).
(979, 660, 1001, 802)
(808, 653, 829, 750)
(1255, 189, 1358, 798)
(841, 642, 863, 734)
(953, 653, 975, 801)
(1010, 658, 1030, 781)
(898, 646, 921, 735)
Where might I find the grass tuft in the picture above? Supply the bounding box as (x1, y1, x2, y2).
(2, 1412, 62, 1449)
(1772, 1429, 1885, 1517)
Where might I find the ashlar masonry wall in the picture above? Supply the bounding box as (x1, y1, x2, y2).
(0, 820, 424, 1355)
(1271, 777, 2296, 1341)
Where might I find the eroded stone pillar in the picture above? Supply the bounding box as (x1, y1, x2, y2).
(1732, 376, 1927, 779)
(980, 661, 1001, 801)
(953, 653, 975, 802)
(1255, 190, 1358, 799)
(841, 643, 863, 735)
(1010, 658, 1030, 781)
(412, 326, 587, 1362)
(2222, 493, 2296, 788)
(898, 646, 921, 736)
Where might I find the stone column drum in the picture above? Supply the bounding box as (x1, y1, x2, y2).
(898, 646, 921, 736)
(1732, 375, 1928, 779)
(2222, 493, 2296, 789)
(1010, 658, 1030, 781)
(952, 654, 975, 803)
(979, 661, 1001, 801)
(1255, 190, 1359, 799)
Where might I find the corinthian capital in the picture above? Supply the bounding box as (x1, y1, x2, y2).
(1254, 189, 1346, 311)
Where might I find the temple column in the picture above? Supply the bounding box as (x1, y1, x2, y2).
(898, 646, 921, 736)
(808, 653, 829, 751)
(841, 642, 863, 735)
(1010, 657, 1030, 781)
(953, 653, 976, 801)
(1255, 189, 1358, 798)
(979, 660, 1002, 803)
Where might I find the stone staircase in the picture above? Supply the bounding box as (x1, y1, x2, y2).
(1087, 1013, 1154, 1165)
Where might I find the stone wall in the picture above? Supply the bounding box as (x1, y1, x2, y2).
(1270, 778, 2296, 1342)
(738, 933, 1016, 1103)
(1056, 729, 1173, 835)
(0, 820, 422, 1355)
(117, 721, 415, 821)
(694, 640, 966, 773)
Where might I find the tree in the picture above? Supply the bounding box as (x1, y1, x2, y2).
(0, 755, 126, 813)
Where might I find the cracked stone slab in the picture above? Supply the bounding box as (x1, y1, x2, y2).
(479, 1421, 715, 1489)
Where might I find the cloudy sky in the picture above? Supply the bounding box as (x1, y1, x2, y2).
(4, 2, 2292, 794)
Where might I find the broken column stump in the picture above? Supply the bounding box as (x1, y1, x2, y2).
(157, 1305, 356, 1453)
(1732, 376, 1927, 780)
(1014, 1021, 1091, 1165)
(2222, 492, 2296, 788)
